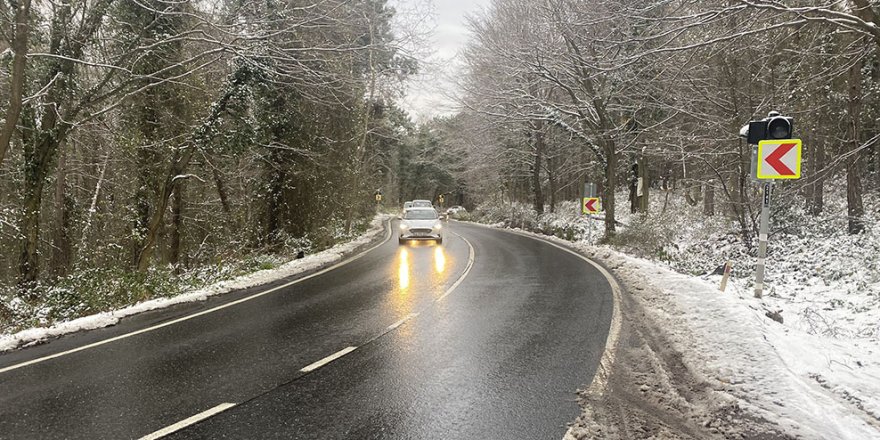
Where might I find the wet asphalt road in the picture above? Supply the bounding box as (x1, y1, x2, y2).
(0, 221, 613, 440)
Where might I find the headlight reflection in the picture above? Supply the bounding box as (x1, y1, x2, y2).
(398, 249, 410, 291)
(434, 246, 446, 274)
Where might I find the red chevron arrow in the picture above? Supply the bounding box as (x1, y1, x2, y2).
(765, 143, 797, 176)
(585, 199, 598, 212)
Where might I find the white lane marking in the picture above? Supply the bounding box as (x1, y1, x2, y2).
(459, 222, 623, 398)
(0, 221, 393, 375)
(387, 313, 419, 331)
(139, 403, 236, 440)
(437, 231, 475, 302)
(300, 346, 358, 373)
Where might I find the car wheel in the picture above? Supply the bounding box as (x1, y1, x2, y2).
(436, 237, 443, 244)
(398, 237, 406, 245)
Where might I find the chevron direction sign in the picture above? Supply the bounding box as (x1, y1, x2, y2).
(757, 139, 802, 179)
(582, 197, 601, 215)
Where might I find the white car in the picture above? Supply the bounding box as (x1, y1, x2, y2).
(400, 201, 414, 218)
(411, 199, 433, 208)
(446, 205, 467, 219)
(399, 207, 443, 244)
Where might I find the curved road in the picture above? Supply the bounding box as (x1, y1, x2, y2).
(0, 221, 613, 439)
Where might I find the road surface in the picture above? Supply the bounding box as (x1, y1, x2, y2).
(0, 221, 614, 439)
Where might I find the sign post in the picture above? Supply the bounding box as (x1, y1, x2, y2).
(753, 139, 802, 298)
(719, 261, 732, 292)
(754, 183, 772, 298)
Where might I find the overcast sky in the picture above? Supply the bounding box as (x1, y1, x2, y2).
(391, 0, 492, 121)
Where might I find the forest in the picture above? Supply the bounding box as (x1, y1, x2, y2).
(439, 0, 880, 243)
(0, 0, 452, 328)
(2, 0, 880, 330)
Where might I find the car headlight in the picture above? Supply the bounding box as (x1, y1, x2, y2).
(400, 223, 408, 230)
(434, 223, 442, 230)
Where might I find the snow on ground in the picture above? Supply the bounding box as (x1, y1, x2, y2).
(593, 247, 880, 439)
(0, 215, 391, 353)
(467, 189, 880, 439)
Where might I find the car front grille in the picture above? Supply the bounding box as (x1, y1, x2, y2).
(409, 228, 433, 234)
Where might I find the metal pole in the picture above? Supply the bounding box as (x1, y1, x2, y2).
(754, 182, 771, 298)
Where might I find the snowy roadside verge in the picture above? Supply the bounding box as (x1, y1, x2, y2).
(581, 245, 880, 439)
(461, 221, 880, 439)
(0, 215, 391, 353)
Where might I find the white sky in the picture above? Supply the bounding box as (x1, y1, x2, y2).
(391, 0, 492, 121)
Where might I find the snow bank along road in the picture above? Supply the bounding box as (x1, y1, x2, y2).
(0, 221, 614, 439)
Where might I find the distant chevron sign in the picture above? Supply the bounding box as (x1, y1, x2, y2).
(582, 197, 600, 215)
(757, 139, 802, 179)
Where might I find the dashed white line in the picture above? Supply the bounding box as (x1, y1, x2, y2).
(387, 313, 419, 331)
(300, 346, 358, 373)
(138, 403, 236, 440)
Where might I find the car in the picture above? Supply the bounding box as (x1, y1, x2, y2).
(446, 205, 467, 219)
(411, 199, 433, 208)
(399, 207, 443, 244)
(400, 201, 415, 218)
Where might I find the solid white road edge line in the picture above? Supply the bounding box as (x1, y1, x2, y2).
(138, 402, 236, 440)
(0, 220, 393, 375)
(300, 346, 358, 373)
(455, 221, 622, 440)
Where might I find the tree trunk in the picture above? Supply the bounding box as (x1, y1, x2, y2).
(49, 145, 72, 278)
(19, 169, 45, 289)
(629, 161, 638, 214)
(547, 156, 557, 213)
(808, 141, 826, 215)
(875, 141, 880, 193)
(703, 180, 715, 216)
(0, 0, 31, 167)
(78, 155, 109, 262)
(847, 57, 866, 234)
(212, 167, 232, 215)
(19, 127, 67, 288)
(847, 158, 865, 234)
(638, 152, 649, 213)
(135, 150, 193, 272)
(169, 182, 184, 271)
(531, 126, 545, 214)
(264, 149, 285, 247)
(603, 148, 617, 239)
(660, 177, 670, 215)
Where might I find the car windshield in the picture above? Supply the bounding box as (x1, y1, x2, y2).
(404, 210, 438, 220)
(412, 201, 432, 208)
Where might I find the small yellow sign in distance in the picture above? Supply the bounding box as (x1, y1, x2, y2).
(583, 197, 601, 215)
(757, 139, 802, 180)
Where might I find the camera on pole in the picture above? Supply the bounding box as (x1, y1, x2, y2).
(742, 110, 794, 145)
